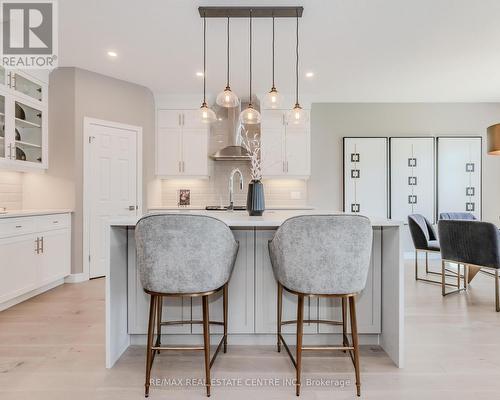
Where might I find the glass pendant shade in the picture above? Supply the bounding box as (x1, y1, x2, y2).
(289, 103, 306, 125)
(216, 87, 240, 107)
(265, 87, 282, 109)
(239, 105, 261, 125)
(199, 102, 217, 124)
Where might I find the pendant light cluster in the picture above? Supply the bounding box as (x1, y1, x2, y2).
(199, 7, 305, 125)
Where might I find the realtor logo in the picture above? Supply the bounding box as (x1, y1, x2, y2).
(1, 0, 58, 68)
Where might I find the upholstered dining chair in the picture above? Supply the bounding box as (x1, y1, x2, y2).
(135, 214, 239, 397)
(268, 214, 373, 397)
(438, 219, 500, 311)
(439, 212, 477, 221)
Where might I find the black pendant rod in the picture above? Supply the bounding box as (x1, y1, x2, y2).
(272, 16, 275, 89)
(295, 10, 299, 106)
(203, 14, 207, 104)
(226, 17, 230, 88)
(249, 9, 253, 105)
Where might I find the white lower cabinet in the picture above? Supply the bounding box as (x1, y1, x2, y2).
(38, 228, 72, 287)
(0, 234, 38, 304)
(0, 213, 71, 310)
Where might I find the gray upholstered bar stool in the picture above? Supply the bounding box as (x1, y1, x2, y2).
(268, 215, 372, 397)
(135, 214, 239, 397)
(438, 219, 500, 310)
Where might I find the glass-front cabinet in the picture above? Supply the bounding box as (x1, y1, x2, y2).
(14, 101, 44, 164)
(0, 94, 5, 160)
(0, 69, 48, 170)
(10, 72, 44, 102)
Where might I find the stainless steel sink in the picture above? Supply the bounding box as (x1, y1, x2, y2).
(205, 205, 246, 211)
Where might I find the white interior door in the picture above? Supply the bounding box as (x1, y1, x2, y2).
(87, 120, 140, 278)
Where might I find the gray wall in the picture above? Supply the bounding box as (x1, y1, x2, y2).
(24, 67, 155, 274)
(309, 103, 500, 223)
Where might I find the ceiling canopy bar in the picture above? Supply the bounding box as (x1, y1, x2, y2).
(198, 6, 303, 18)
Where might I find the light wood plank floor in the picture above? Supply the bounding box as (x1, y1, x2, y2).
(1, 260, 500, 399)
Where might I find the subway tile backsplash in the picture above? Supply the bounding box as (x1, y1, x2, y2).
(0, 171, 23, 210)
(161, 162, 308, 208)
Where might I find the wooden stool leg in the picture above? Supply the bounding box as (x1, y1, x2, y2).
(495, 269, 500, 312)
(223, 284, 228, 353)
(349, 296, 361, 397)
(415, 250, 418, 280)
(155, 296, 162, 353)
(341, 297, 348, 353)
(202, 295, 211, 397)
(296, 294, 304, 396)
(277, 282, 283, 352)
(145, 294, 157, 397)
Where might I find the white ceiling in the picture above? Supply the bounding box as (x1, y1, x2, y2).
(59, 0, 500, 102)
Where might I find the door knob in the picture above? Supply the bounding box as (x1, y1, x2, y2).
(128, 205, 136, 211)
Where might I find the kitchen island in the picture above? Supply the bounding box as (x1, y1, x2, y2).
(105, 210, 404, 369)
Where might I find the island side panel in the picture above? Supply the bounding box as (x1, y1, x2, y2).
(106, 225, 130, 368)
(380, 225, 405, 368)
(127, 229, 191, 335)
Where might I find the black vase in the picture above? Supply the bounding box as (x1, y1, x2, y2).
(246, 180, 265, 216)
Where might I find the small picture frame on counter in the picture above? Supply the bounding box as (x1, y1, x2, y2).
(178, 189, 190, 207)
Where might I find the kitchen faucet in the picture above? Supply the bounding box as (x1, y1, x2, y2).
(228, 168, 244, 211)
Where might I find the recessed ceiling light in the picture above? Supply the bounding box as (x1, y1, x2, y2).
(305, 72, 314, 78)
(107, 51, 118, 58)
(196, 72, 204, 77)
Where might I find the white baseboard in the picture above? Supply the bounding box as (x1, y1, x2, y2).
(0, 279, 64, 312)
(64, 273, 89, 283)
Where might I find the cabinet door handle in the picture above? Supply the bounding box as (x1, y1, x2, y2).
(182, 161, 185, 172)
(182, 113, 185, 126)
(11, 74, 16, 89)
(7, 72, 11, 88)
(40, 236, 44, 253)
(35, 238, 40, 254)
(286, 161, 289, 173)
(178, 161, 181, 172)
(178, 113, 181, 126)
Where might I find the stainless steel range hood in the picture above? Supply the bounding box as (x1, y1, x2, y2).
(210, 99, 260, 161)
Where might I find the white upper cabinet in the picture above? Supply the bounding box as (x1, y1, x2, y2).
(437, 136, 482, 219)
(156, 109, 209, 178)
(0, 69, 48, 171)
(390, 137, 435, 223)
(261, 109, 310, 178)
(343, 137, 388, 219)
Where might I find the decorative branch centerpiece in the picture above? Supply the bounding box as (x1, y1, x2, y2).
(241, 128, 265, 216)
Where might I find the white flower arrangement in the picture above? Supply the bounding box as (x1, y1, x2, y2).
(239, 126, 262, 181)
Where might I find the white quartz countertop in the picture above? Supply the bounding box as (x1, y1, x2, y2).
(110, 210, 402, 228)
(149, 206, 315, 211)
(0, 209, 73, 219)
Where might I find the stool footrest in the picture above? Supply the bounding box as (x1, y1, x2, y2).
(160, 320, 224, 326)
(281, 319, 342, 326)
(151, 346, 204, 351)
